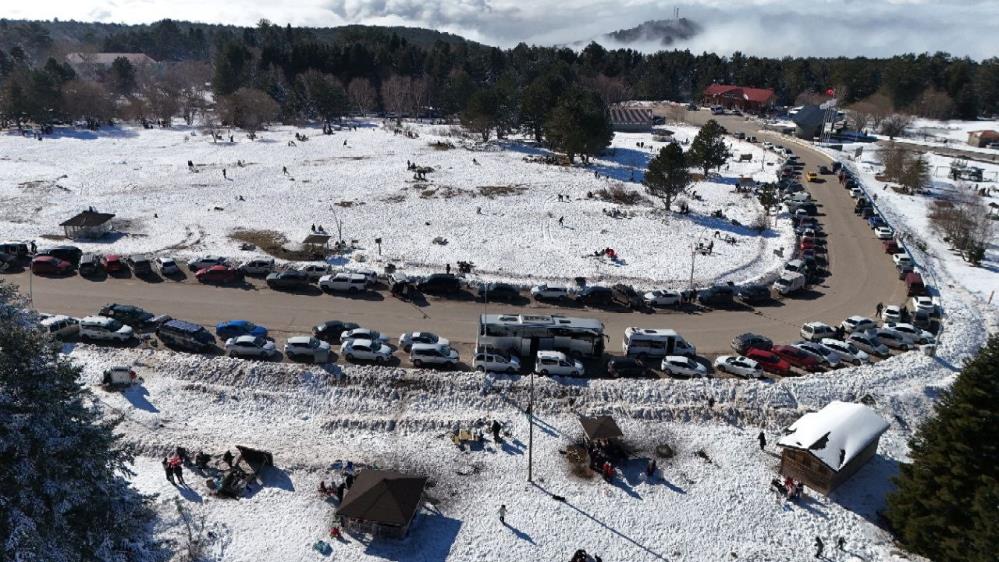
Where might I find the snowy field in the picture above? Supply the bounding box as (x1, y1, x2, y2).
(0, 120, 791, 288)
(907, 117, 999, 146)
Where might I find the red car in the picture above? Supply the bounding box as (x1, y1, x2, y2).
(771, 344, 821, 372)
(882, 239, 900, 254)
(31, 255, 73, 275)
(744, 348, 792, 376)
(195, 265, 243, 284)
(102, 254, 126, 272)
(799, 239, 816, 252)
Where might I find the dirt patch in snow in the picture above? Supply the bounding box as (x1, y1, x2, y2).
(229, 228, 321, 261)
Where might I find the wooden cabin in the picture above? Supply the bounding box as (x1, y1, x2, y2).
(60, 208, 115, 239)
(777, 401, 889, 495)
(336, 469, 427, 539)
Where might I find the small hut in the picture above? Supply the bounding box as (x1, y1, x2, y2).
(302, 232, 331, 255)
(336, 470, 427, 539)
(777, 401, 889, 495)
(60, 208, 115, 239)
(579, 415, 623, 447)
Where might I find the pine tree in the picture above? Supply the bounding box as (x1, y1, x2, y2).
(461, 87, 500, 142)
(885, 335, 999, 562)
(544, 87, 612, 164)
(687, 119, 730, 176)
(0, 282, 162, 561)
(644, 142, 690, 211)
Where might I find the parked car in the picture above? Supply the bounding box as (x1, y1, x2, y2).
(892, 253, 914, 268)
(883, 322, 936, 345)
(575, 285, 615, 306)
(240, 258, 275, 276)
(127, 255, 153, 276)
(340, 339, 393, 363)
(340, 328, 389, 345)
(188, 255, 227, 271)
(225, 335, 277, 358)
(284, 336, 331, 363)
(31, 256, 74, 275)
(38, 245, 83, 266)
(873, 328, 912, 350)
(910, 296, 936, 315)
(478, 282, 521, 302)
(319, 272, 369, 293)
(818, 165, 831, 175)
(313, 320, 360, 344)
(195, 265, 243, 284)
(531, 284, 571, 301)
(265, 269, 310, 290)
(40, 315, 80, 339)
(882, 239, 900, 254)
(904, 272, 926, 296)
(867, 215, 886, 229)
(793, 341, 842, 368)
(800, 321, 836, 342)
(643, 289, 681, 307)
(297, 263, 331, 280)
(535, 350, 584, 377)
(805, 172, 818, 182)
(78, 253, 103, 276)
(0, 241, 30, 259)
(820, 338, 870, 365)
(840, 316, 878, 333)
(472, 349, 521, 373)
(215, 320, 268, 340)
(881, 305, 903, 323)
(99, 304, 165, 330)
(773, 272, 807, 296)
(156, 256, 180, 275)
(417, 273, 462, 295)
(697, 285, 735, 307)
(731, 332, 773, 354)
(157, 319, 216, 352)
(744, 348, 792, 376)
(874, 226, 894, 240)
(79, 316, 134, 342)
(660, 355, 708, 377)
(847, 332, 891, 358)
(713, 355, 763, 378)
(398, 332, 449, 352)
(606, 357, 647, 378)
(771, 344, 821, 372)
(410, 343, 459, 368)
(737, 284, 771, 304)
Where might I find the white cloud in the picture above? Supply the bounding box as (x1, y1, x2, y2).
(9, 0, 998, 58)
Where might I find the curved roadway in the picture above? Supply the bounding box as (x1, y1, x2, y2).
(6, 113, 907, 360)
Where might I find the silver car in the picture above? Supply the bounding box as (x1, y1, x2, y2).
(225, 335, 277, 358)
(284, 336, 331, 363)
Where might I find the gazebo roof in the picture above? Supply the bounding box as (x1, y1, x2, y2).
(578, 415, 623, 441)
(60, 210, 115, 227)
(336, 469, 427, 527)
(302, 233, 331, 245)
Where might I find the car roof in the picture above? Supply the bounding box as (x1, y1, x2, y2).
(537, 350, 567, 359)
(233, 335, 260, 343)
(287, 336, 314, 345)
(411, 342, 447, 350)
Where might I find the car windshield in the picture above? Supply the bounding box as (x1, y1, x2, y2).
(251, 337, 264, 346)
(107, 319, 123, 330)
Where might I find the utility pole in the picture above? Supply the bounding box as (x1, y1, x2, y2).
(688, 242, 697, 291)
(528, 369, 534, 482)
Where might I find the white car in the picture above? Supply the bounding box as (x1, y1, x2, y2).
(793, 341, 842, 368)
(319, 272, 369, 293)
(883, 323, 936, 345)
(910, 296, 936, 315)
(284, 336, 331, 363)
(530, 284, 572, 301)
(762, 141, 774, 150)
(410, 343, 459, 368)
(352, 269, 379, 287)
(882, 305, 903, 323)
(713, 355, 763, 379)
(847, 332, 891, 358)
(340, 328, 389, 345)
(892, 253, 914, 268)
(800, 322, 836, 342)
(820, 338, 870, 365)
(156, 256, 180, 275)
(535, 350, 584, 377)
(661, 355, 708, 377)
(41, 315, 80, 339)
(840, 316, 878, 333)
(188, 255, 226, 271)
(399, 332, 449, 352)
(240, 258, 275, 275)
(297, 263, 331, 280)
(874, 226, 894, 240)
(225, 335, 277, 358)
(643, 290, 682, 307)
(850, 187, 863, 198)
(473, 350, 521, 373)
(874, 328, 912, 350)
(79, 316, 134, 342)
(340, 339, 393, 363)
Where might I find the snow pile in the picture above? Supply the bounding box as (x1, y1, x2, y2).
(0, 122, 791, 289)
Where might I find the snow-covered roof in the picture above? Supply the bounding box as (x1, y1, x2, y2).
(777, 401, 889, 471)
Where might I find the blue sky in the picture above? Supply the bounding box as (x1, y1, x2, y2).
(10, 0, 999, 58)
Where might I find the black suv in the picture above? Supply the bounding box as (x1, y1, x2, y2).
(78, 253, 103, 276)
(313, 320, 360, 344)
(127, 255, 153, 276)
(737, 284, 771, 304)
(99, 303, 165, 330)
(266, 270, 311, 290)
(575, 285, 614, 306)
(697, 285, 735, 307)
(731, 332, 774, 354)
(157, 319, 215, 352)
(478, 282, 520, 302)
(418, 273, 462, 295)
(37, 245, 83, 266)
(607, 357, 647, 378)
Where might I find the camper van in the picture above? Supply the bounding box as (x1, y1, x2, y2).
(622, 327, 696, 359)
(773, 272, 807, 296)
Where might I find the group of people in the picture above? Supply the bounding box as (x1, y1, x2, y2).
(569, 548, 603, 562)
(318, 461, 357, 503)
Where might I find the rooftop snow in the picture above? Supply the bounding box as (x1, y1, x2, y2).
(777, 401, 889, 471)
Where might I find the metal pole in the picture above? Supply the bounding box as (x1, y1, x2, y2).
(689, 242, 696, 291)
(528, 370, 534, 482)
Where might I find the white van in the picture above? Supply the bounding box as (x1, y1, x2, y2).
(535, 350, 584, 377)
(40, 315, 80, 339)
(79, 316, 134, 342)
(410, 343, 459, 368)
(773, 272, 807, 296)
(622, 327, 696, 358)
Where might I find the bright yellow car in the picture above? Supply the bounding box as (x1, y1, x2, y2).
(806, 172, 819, 182)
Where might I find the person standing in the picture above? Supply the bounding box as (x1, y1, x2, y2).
(162, 458, 175, 485)
(758, 431, 767, 451)
(446, 263, 451, 275)
(169, 455, 185, 485)
(837, 537, 846, 551)
(498, 504, 507, 524)
(814, 536, 824, 558)
(491, 420, 502, 443)
(876, 302, 884, 316)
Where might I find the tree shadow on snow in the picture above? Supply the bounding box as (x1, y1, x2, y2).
(360, 511, 463, 562)
(122, 384, 158, 413)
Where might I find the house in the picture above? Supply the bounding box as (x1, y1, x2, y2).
(703, 84, 776, 112)
(578, 415, 624, 445)
(66, 52, 157, 79)
(967, 130, 999, 148)
(777, 401, 889, 495)
(59, 208, 115, 239)
(336, 470, 427, 539)
(791, 105, 829, 140)
(609, 106, 654, 132)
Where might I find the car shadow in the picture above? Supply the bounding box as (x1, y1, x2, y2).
(269, 284, 324, 296)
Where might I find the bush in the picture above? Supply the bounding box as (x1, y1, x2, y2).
(595, 184, 649, 205)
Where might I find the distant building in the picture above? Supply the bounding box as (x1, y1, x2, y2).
(777, 401, 889, 494)
(703, 84, 776, 112)
(967, 130, 999, 148)
(609, 106, 654, 132)
(59, 208, 115, 239)
(791, 105, 829, 140)
(336, 469, 427, 539)
(66, 52, 157, 78)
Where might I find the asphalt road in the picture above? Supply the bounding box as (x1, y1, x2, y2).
(5, 112, 907, 366)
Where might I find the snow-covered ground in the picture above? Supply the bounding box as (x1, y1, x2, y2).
(0, 121, 791, 289)
(908, 117, 999, 146)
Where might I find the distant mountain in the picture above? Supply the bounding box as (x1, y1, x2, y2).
(605, 18, 701, 47)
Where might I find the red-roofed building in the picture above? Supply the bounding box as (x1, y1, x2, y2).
(703, 84, 777, 112)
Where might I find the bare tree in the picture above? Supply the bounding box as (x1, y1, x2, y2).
(217, 87, 279, 137)
(929, 194, 995, 265)
(347, 78, 377, 114)
(851, 93, 893, 130)
(61, 79, 114, 129)
(909, 88, 955, 120)
(381, 75, 414, 123)
(880, 113, 914, 139)
(847, 109, 870, 132)
(582, 74, 633, 105)
(168, 61, 211, 126)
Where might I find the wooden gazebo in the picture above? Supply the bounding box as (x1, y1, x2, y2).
(336, 469, 427, 539)
(578, 415, 623, 446)
(60, 208, 115, 239)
